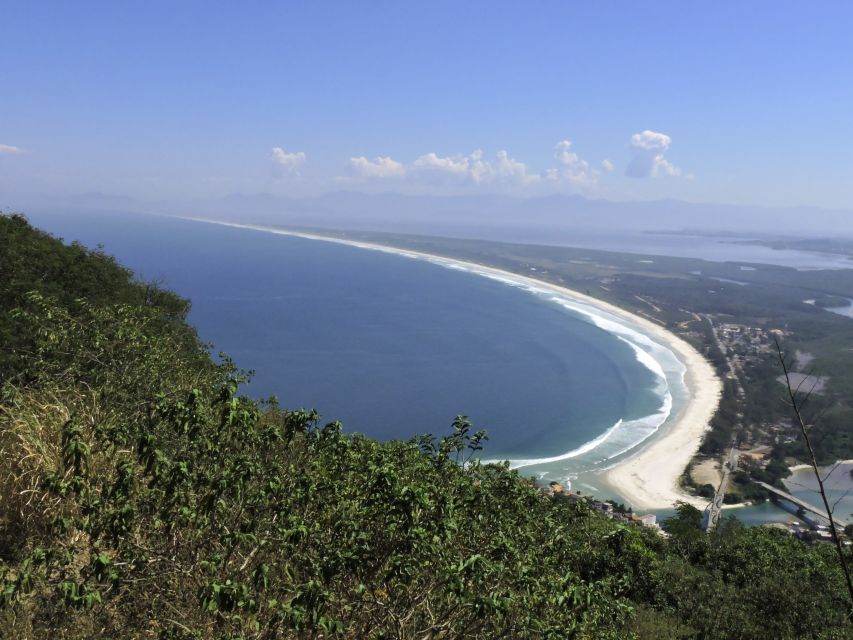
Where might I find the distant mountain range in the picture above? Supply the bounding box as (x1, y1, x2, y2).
(30, 190, 853, 240)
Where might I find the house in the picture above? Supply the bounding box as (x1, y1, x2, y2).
(638, 514, 657, 527)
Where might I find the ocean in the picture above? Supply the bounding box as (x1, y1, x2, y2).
(25, 211, 682, 492)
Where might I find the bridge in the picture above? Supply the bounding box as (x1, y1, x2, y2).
(703, 445, 739, 531)
(754, 481, 846, 526)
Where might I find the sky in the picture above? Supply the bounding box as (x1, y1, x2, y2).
(2, 2, 853, 211)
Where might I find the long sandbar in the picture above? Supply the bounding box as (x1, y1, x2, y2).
(181, 217, 722, 510)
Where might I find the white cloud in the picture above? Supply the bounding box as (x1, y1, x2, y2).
(554, 140, 581, 166)
(650, 156, 681, 177)
(601, 159, 615, 172)
(342, 140, 606, 191)
(413, 152, 470, 177)
(546, 140, 597, 186)
(491, 150, 539, 185)
(411, 149, 539, 186)
(626, 130, 683, 178)
(349, 155, 406, 178)
(630, 130, 671, 151)
(0, 144, 23, 154)
(271, 147, 306, 175)
(466, 150, 491, 183)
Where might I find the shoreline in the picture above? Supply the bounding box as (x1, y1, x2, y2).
(602, 331, 722, 510)
(788, 460, 853, 472)
(181, 216, 723, 511)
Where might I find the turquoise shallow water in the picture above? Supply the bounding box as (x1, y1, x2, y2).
(27, 211, 673, 475)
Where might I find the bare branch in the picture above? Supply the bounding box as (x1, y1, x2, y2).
(831, 487, 852, 515)
(822, 460, 845, 484)
(775, 339, 853, 618)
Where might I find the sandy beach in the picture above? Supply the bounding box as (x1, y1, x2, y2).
(183, 217, 723, 511)
(602, 330, 722, 510)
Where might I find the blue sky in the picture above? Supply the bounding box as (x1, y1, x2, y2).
(2, 1, 852, 209)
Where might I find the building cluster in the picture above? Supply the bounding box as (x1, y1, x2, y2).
(780, 520, 847, 544)
(765, 420, 798, 445)
(592, 500, 659, 529)
(717, 323, 787, 369)
(736, 421, 798, 451)
(537, 482, 662, 532)
(737, 449, 770, 470)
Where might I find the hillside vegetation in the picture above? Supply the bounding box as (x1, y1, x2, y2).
(1, 213, 851, 639)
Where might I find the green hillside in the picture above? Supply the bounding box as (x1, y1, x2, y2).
(1, 214, 850, 639)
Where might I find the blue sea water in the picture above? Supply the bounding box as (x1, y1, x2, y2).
(26, 211, 679, 486)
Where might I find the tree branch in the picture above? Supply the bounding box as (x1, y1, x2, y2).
(776, 339, 853, 617)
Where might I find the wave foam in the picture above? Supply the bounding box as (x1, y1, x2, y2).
(411, 257, 684, 471)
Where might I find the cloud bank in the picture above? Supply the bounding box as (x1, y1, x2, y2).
(347, 141, 607, 190)
(0, 144, 23, 154)
(412, 149, 539, 185)
(275, 132, 690, 192)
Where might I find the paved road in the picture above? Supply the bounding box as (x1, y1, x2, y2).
(705, 316, 745, 399)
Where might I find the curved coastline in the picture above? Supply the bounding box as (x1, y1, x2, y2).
(181, 217, 722, 510)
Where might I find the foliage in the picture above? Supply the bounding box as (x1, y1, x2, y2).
(1, 214, 851, 638)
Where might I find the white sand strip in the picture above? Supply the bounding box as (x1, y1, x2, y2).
(601, 329, 721, 510)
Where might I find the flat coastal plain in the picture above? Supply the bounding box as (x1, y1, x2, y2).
(185, 217, 723, 511)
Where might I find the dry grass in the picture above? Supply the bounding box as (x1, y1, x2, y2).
(0, 384, 120, 553)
